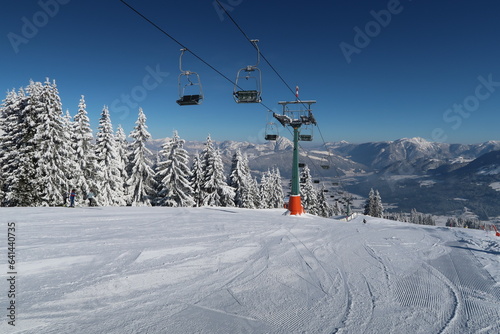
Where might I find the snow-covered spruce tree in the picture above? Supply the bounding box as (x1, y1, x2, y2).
(155, 130, 194, 207)
(0, 86, 36, 206)
(71, 95, 98, 197)
(127, 108, 155, 206)
(258, 168, 283, 209)
(190, 152, 205, 207)
(268, 167, 284, 209)
(248, 176, 261, 209)
(316, 184, 333, 218)
(332, 198, 341, 216)
(446, 217, 457, 227)
(259, 170, 271, 209)
(200, 135, 234, 207)
(115, 125, 130, 201)
(116, 126, 129, 175)
(39, 79, 74, 205)
(300, 165, 317, 215)
(364, 188, 383, 218)
(364, 188, 375, 215)
(373, 190, 384, 218)
(0, 89, 18, 204)
(95, 106, 126, 206)
(0, 89, 24, 205)
(63, 109, 80, 193)
(17, 79, 72, 206)
(229, 149, 254, 208)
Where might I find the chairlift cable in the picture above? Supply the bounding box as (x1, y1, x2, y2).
(214, 0, 351, 205)
(213, 0, 299, 102)
(119, 0, 275, 110)
(120, 0, 344, 193)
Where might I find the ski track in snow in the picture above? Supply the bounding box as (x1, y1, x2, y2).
(1, 207, 500, 333)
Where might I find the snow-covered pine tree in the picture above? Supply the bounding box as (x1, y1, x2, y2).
(373, 190, 384, 218)
(364, 188, 375, 215)
(190, 152, 205, 207)
(63, 108, 81, 195)
(0, 89, 24, 205)
(71, 96, 99, 197)
(268, 167, 284, 208)
(127, 108, 155, 206)
(249, 176, 261, 209)
(1, 86, 36, 206)
(363, 188, 383, 217)
(115, 125, 130, 202)
(259, 170, 271, 209)
(258, 168, 283, 209)
(28, 79, 72, 206)
(200, 135, 234, 207)
(316, 184, 333, 218)
(300, 165, 317, 215)
(155, 130, 194, 207)
(229, 149, 254, 208)
(95, 106, 126, 206)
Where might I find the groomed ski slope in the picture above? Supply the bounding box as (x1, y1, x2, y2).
(1, 207, 500, 334)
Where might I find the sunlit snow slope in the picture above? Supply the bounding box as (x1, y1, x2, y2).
(1, 207, 500, 334)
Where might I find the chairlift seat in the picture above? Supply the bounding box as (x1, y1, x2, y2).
(234, 90, 261, 103)
(298, 163, 305, 168)
(265, 134, 278, 141)
(299, 134, 312, 141)
(177, 95, 202, 106)
(320, 165, 330, 170)
(313, 180, 320, 184)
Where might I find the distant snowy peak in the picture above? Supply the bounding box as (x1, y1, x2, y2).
(394, 137, 435, 152)
(270, 136, 293, 151)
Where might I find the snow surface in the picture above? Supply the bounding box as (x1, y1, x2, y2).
(1, 207, 500, 334)
(490, 182, 500, 192)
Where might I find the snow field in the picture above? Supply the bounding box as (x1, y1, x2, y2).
(1, 207, 499, 333)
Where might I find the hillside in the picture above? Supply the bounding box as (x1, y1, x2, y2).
(2, 207, 499, 333)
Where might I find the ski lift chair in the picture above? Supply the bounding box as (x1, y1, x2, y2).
(264, 122, 278, 141)
(177, 48, 203, 106)
(299, 134, 312, 141)
(299, 126, 313, 141)
(233, 39, 262, 104)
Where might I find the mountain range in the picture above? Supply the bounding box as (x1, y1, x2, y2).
(149, 137, 500, 219)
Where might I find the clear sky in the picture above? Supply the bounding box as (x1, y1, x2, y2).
(1, 0, 500, 144)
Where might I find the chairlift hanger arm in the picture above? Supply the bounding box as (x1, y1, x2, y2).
(179, 48, 191, 74)
(251, 39, 260, 68)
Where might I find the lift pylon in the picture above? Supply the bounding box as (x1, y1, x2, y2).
(273, 99, 316, 215)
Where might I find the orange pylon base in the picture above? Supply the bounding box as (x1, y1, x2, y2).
(288, 195, 304, 215)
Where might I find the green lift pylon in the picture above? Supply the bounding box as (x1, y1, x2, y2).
(274, 100, 316, 215)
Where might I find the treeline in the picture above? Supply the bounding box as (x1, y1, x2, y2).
(387, 209, 436, 226)
(0, 79, 333, 216)
(445, 217, 482, 229)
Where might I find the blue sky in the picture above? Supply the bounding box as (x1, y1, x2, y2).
(1, 0, 500, 144)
